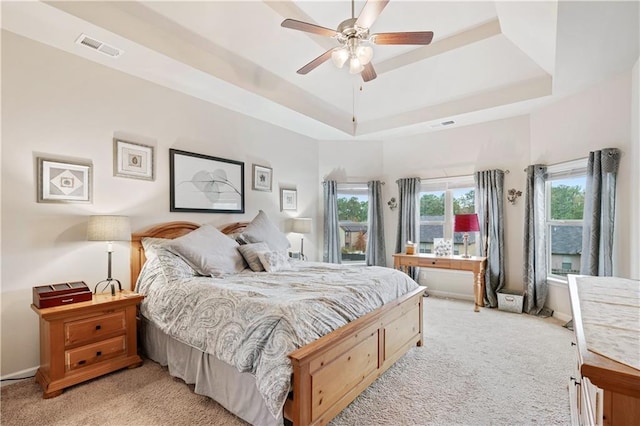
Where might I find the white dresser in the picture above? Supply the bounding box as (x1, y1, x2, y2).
(568, 275, 640, 426)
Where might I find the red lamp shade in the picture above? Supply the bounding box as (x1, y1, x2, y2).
(454, 213, 480, 233)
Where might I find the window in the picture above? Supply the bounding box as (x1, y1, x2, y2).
(337, 184, 368, 264)
(545, 159, 587, 279)
(419, 176, 475, 254)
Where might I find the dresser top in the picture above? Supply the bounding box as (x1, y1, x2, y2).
(575, 276, 640, 371)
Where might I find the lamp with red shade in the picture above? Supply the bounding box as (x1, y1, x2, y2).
(454, 213, 480, 258)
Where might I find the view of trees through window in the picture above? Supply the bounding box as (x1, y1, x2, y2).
(337, 194, 368, 263)
(548, 178, 586, 277)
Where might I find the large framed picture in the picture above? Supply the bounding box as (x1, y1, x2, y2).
(37, 157, 92, 203)
(113, 139, 154, 181)
(281, 188, 297, 211)
(170, 149, 244, 213)
(252, 164, 272, 192)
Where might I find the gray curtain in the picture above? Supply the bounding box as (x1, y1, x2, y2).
(523, 165, 552, 316)
(475, 170, 505, 308)
(366, 180, 386, 267)
(395, 177, 421, 280)
(323, 180, 341, 264)
(580, 148, 621, 276)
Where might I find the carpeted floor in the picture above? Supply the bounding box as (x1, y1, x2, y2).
(1, 297, 575, 425)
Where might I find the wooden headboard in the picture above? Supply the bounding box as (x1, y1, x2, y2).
(130, 221, 249, 290)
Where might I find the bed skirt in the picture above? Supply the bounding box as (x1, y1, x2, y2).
(141, 317, 284, 426)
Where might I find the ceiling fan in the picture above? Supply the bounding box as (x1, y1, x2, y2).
(281, 0, 434, 82)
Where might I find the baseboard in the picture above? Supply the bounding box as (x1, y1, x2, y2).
(1, 366, 38, 387)
(552, 311, 572, 323)
(426, 290, 475, 302)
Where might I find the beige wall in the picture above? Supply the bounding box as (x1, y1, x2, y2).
(1, 31, 319, 377)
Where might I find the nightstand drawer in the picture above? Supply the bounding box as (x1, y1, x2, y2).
(65, 311, 126, 347)
(66, 335, 126, 371)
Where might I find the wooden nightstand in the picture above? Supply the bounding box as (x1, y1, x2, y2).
(31, 291, 144, 398)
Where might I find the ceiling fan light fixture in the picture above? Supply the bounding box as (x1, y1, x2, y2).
(356, 45, 373, 65)
(349, 57, 364, 74)
(331, 48, 349, 68)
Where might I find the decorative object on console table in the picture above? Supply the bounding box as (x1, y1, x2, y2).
(251, 164, 272, 192)
(454, 213, 480, 258)
(32, 281, 92, 308)
(88, 215, 131, 295)
(113, 138, 154, 181)
(169, 149, 245, 213)
(31, 291, 144, 399)
(280, 188, 297, 211)
(37, 157, 92, 203)
(290, 217, 312, 260)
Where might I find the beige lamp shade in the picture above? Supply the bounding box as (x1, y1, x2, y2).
(87, 215, 131, 241)
(290, 217, 312, 234)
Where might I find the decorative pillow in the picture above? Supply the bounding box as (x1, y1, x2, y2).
(258, 251, 293, 272)
(240, 210, 291, 252)
(166, 224, 246, 277)
(237, 242, 271, 272)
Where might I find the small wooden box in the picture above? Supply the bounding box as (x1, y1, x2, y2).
(32, 281, 92, 309)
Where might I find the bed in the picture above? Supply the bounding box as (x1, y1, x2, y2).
(130, 220, 425, 426)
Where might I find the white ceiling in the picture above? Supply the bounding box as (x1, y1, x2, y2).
(2, 1, 638, 140)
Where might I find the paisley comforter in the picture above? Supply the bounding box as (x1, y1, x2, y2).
(136, 252, 419, 418)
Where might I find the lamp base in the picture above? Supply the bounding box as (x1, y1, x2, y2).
(93, 278, 122, 296)
(461, 233, 471, 258)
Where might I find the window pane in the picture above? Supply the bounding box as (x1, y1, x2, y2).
(550, 177, 585, 220)
(337, 194, 368, 263)
(419, 223, 444, 253)
(420, 191, 444, 219)
(549, 225, 582, 276)
(453, 188, 475, 214)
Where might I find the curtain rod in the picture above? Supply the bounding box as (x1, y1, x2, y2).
(523, 157, 588, 172)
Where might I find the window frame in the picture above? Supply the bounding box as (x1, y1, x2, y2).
(544, 158, 588, 282)
(336, 183, 369, 264)
(419, 175, 476, 254)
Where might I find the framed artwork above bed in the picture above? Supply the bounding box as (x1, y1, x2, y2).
(169, 149, 244, 213)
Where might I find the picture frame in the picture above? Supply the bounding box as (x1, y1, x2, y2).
(113, 139, 154, 181)
(252, 164, 272, 192)
(281, 188, 297, 211)
(433, 238, 453, 256)
(37, 157, 92, 203)
(169, 148, 244, 213)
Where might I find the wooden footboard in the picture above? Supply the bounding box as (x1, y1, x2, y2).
(284, 285, 425, 426)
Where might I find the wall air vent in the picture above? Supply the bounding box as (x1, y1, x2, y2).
(75, 34, 122, 58)
(429, 120, 456, 129)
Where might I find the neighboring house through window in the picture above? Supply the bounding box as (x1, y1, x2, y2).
(337, 183, 368, 264)
(419, 176, 475, 254)
(546, 159, 587, 279)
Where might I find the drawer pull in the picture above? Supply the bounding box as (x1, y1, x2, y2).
(96, 351, 102, 357)
(62, 298, 73, 303)
(95, 325, 102, 331)
(78, 360, 86, 365)
(432, 261, 436, 265)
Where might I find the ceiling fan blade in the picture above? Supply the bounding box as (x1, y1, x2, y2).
(355, 0, 389, 29)
(372, 31, 434, 45)
(361, 62, 377, 82)
(281, 19, 338, 38)
(297, 49, 334, 75)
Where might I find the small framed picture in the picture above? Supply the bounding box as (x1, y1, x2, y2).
(281, 188, 297, 211)
(114, 139, 154, 180)
(252, 164, 272, 192)
(37, 157, 92, 203)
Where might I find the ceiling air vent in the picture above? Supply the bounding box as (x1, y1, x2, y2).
(429, 120, 456, 129)
(75, 34, 122, 58)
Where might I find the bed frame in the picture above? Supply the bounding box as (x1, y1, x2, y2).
(131, 221, 425, 426)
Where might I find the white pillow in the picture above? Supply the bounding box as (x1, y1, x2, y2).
(258, 251, 293, 272)
(237, 242, 271, 272)
(240, 210, 291, 252)
(166, 224, 246, 277)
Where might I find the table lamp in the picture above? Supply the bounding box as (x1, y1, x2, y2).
(454, 213, 480, 258)
(88, 215, 131, 295)
(290, 217, 312, 260)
